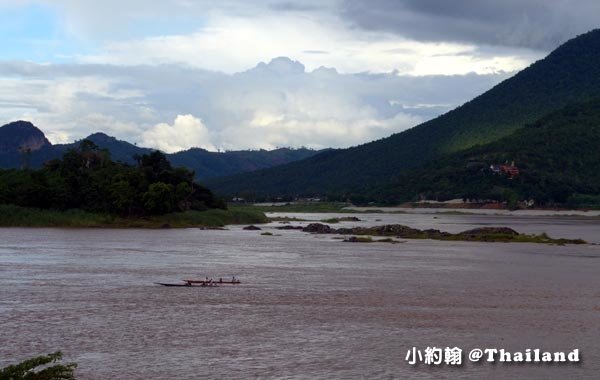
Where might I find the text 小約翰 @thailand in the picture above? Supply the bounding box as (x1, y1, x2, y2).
(405, 347, 580, 366)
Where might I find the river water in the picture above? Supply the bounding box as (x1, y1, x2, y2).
(1, 212, 599, 379)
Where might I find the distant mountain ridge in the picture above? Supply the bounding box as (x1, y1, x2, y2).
(206, 29, 600, 199)
(0, 123, 322, 180)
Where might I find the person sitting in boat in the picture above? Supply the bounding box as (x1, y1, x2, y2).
(219, 277, 223, 283)
(232, 276, 236, 283)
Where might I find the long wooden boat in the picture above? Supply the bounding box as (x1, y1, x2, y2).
(155, 282, 222, 287)
(182, 279, 241, 284)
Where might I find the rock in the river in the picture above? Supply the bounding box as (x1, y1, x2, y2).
(302, 223, 335, 233)
(460, 227, 519, 236)
(243, 225, 261, 230)
(276, 225, 304, 230)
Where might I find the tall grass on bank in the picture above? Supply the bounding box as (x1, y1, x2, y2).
(0, 204, 267, 228)
(152, 208, 268, 228)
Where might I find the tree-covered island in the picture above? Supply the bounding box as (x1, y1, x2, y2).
(0, 140, 266, 227)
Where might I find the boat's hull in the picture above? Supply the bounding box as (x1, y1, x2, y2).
(154, 282, 218, 287)
(183, 280, 240, 284)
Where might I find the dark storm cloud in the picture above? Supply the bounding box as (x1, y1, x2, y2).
(340, 0, 600, 50)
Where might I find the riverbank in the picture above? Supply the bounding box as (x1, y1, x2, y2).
(231, 202, 359, 213)
(0, 205, 268, 228)
(346, 206, 600, 217)
(232, 202, 600, 217)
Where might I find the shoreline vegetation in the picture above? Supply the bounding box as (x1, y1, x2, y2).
(0, 204, 267, 228)
(0, 201, 594, 232)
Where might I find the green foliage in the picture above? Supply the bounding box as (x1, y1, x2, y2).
(566, 194, 600, 209)
(0, 141, 225, 216)
(0, 351, 76, 380)
(143, 182, 175, 214)
(504, 189, 520, 211)
(207, 29, 600, 199)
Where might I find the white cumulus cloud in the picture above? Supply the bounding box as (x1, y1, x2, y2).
(141, 114, 216, 153)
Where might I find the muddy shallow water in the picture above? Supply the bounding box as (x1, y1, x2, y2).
(1, 213, 599, 379)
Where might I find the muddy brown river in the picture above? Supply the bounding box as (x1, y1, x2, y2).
(1, 212, 599, 379)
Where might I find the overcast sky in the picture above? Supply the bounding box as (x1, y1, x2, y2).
(0, 0, 597, 151)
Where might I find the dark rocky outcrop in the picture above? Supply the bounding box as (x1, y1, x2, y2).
(275, 225, 304, 230)
(294, 223, 585, 244)
(303, 223, 336, 233)
(243, 225, 261, 230)
(302, 223, 438, 238)
(460, 227, 519, 236)
(0, 121, 50, 154)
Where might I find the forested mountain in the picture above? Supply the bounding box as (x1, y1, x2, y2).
(367, 99, 600, 207)
(206, 29, 600, 198)
(0, 124, 321, 180)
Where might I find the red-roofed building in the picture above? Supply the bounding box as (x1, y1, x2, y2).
(500, 161, 520, 179)
(490, 161, 520, 179)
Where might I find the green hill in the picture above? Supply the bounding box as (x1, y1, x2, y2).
(169, 147, 323, 180)
(369, 99, 600, 207)
(207, 29, 600, 198)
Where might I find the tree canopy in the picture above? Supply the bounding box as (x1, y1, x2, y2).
(0, 141, 225, 215)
